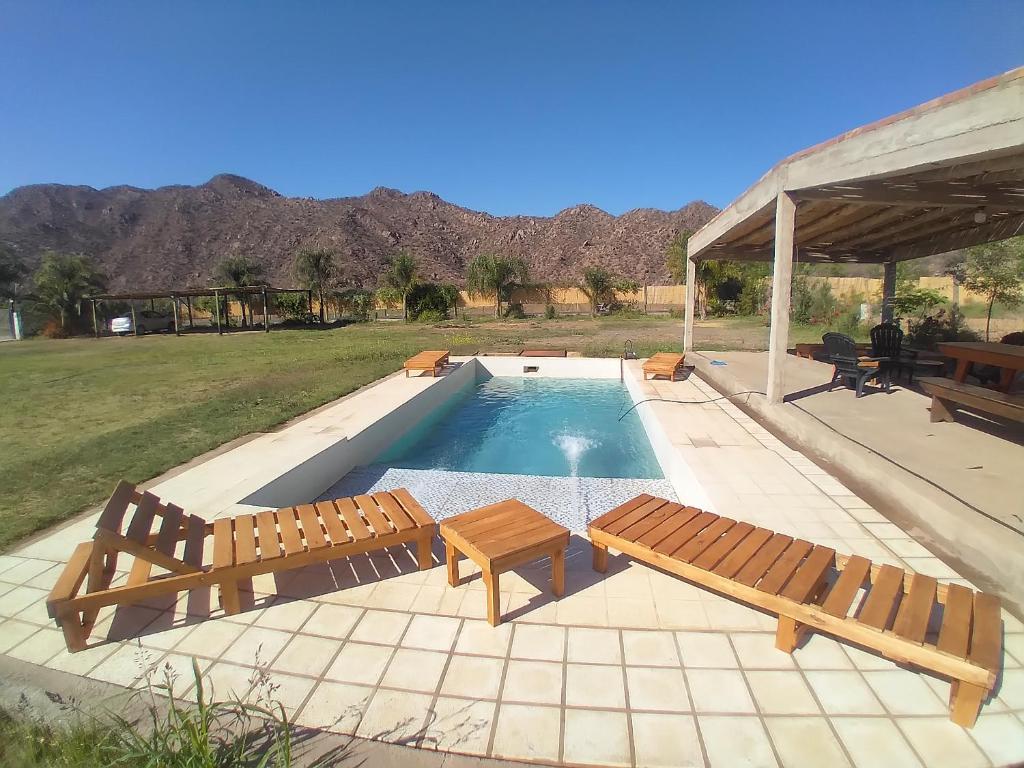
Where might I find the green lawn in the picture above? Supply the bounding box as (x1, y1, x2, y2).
(0, 314, 849, 551)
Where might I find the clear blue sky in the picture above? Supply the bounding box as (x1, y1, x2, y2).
(1, 1, 1021, 216)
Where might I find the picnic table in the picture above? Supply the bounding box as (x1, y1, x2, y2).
(937, 342, 1024, 393)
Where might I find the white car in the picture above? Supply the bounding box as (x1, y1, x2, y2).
(110, 309, 175, 335)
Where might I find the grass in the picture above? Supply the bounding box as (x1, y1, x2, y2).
(0, 314, 844, 551)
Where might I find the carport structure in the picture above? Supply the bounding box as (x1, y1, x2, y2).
(685, 66, 1024, 403)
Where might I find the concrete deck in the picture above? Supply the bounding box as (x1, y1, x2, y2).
(1, 358, 1022, 768)
(689, 351, 1024, 614)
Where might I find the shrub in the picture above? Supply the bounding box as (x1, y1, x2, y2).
(544, 304, 557, 320)
(503, 302, 526, 319)
(906, 306, 980, 348)
(274, 292, 313, 322)
(407, 282, 457, 320)
(416, 308, 448, 323)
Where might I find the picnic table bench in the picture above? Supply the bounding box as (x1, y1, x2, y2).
(642, 352, 686, 381)
(404, 350, 450, 377)
(919, 377, 1024, 423)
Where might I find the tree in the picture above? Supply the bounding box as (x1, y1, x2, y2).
(665, 229, 693, 284)
(0, 246, 27, 300)
(948, 237, 1024, 340)
(215, 255, 266, 327)
(579, 266, 615, 317)
(293, 248, 337, 323)
(31, 251, 106, 331)
(382, 251, 418, 320)
(465, 253, 529, 318)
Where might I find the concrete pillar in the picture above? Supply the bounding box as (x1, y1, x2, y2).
(91, 300, 99, 338)
(172, 295, 180, 336)
(683, 256, 697, 352)
(881, 256, 897, 324)
(214, 290, 223, 335)
(767, 192, 797, 405)
(263, 287, 270, 332)
(131, 302, 139, 337)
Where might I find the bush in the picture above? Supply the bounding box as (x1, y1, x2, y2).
(273, 293, 313, 323)
(416, 309, 448, 323)
(792, 276, 840, 324)
(906, 307, 980, 349)
(407, 282, 456, 320)
(503, 302, 526, 319)
(544, 304, 557, 319)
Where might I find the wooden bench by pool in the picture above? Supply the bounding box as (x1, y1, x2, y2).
(589, 494, 1002, 728)
(642, 352, 686, 381)
(404, 350, 450, 377)
(47, 481, 436, 652)
(919, 376, 1024, 424)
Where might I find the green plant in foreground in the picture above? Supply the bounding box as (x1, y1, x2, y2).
(2, 656, 293, 768)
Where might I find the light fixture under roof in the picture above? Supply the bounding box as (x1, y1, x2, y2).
(974, 209, 988, 224)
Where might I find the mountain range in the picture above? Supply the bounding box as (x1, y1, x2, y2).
(0, 174, 717, 292)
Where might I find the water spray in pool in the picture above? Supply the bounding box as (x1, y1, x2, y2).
(554, 433, 596, 477)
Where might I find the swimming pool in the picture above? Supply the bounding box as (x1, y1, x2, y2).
(377, 376, 663, 479)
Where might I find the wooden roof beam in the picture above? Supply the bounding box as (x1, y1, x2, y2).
(793, 180, 1024, 210)
(890, 214, 1024, 261)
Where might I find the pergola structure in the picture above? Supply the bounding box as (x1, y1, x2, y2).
(685, 66, 1024, 403)
(84, 285, 311, 337)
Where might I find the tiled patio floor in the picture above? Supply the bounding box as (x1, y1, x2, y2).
(2, 362, 1023, 767)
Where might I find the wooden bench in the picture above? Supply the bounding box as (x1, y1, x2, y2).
(642, 352, 686, 381)
(919, 376, 1024, 424)
(404, 350, 450, 377)
(47, 481, 436, 652)
(440, 499, 569, 626)
(589, 494, 1001, 728)
(794, 342, 870, 361)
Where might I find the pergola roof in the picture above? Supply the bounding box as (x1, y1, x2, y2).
(688, 67, 1024, 264)
(86, 286, 307, 301)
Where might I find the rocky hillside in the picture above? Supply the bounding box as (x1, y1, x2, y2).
(0, 174, 717, 292)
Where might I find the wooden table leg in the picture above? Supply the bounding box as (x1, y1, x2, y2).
(552, 548, 565, 598)
(953, 358, 971, 383)
(445, 541, 460, 587)
(483, 569, 500, 626)
(220, 580, 241, 615)
(592, 542, 608, 573)
(999, 367, 1017, 393)
(949, 679, 987, 728)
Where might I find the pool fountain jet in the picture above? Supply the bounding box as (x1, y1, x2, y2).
(554, 433, 596, 477)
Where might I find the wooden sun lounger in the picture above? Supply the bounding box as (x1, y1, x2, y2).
(47, 481, 436, 652)
(589, 494, 1002, 728)
(642, 352, 685, 381)
(404, 350, 450, 377)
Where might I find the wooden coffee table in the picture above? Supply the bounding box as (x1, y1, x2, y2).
(440, 500, 570, 626)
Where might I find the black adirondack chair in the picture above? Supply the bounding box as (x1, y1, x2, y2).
(870, 322, 916, 382)
(823, 332, 890, 397)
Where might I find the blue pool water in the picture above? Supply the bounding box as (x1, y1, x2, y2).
(378, 377, 663, 479)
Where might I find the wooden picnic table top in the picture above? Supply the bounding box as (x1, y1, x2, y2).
(937, 342, 1024, 364)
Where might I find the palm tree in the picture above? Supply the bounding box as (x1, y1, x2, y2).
(383, 251, 418, 320)
(0, 246, 26, 300)
(465, 253, 529, 318)
(294, 248, 337, 323)
(216, 255, 265, 327)
(31, 251, 106, 331)
(580, 266, 615, 317)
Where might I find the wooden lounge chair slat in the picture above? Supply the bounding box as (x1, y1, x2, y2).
(859, 564, 905, 630)
(692, 521, 754, 570)
(125, 492, 160, 543)
(605, 497, 672, 537)
(296, 504, 328, 550)
(256, 510, 282, 561)
(757, 539, 813, 595)
(455, 506, 525, 537)
(96, 480, 136, 533)
(892, 573, 937, 644)
(969, 592, 1002, 671)
(637, 507, 702, 549)
(587, 493, 1003, 729)
(735, 533, 793, 587)
(213, 518, 234, 569)
(673, 517, 736, 563)
(391, 488, 434, 528)
(713, 527, 774, 579)
(47, 541, 92, 617)
(822, 555, 871, 618)
(182, 514, 206, 568)
(355, 494, 393, 537)
(780, 545, 835, 603)
(277, 508, 305, 555)
(374, 492, 416, 531)
(127, 556, 153, 587)
(652, 511, 718, 556)
(154, 503, 185, 558)
(619, 502, 684, 541)
(590, 494, 654, 530)
(316, 501, 351, 545)
(335, 498, 371, 541)
(235, 515, 259, 565)
(936, 583, 974, 659)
